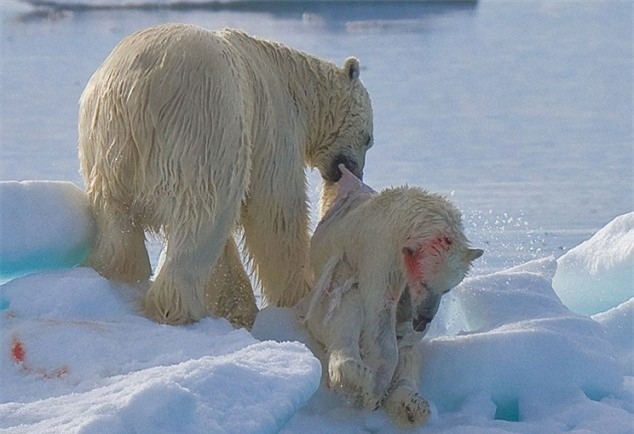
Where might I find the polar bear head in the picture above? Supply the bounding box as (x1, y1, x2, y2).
(313, 166, 483, 313)
(398, 193, 483, 307)
(401, 229, 482, 332)
(312, 57, 373, 184)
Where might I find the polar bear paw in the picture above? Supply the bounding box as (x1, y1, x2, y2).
(384, 385, 430, 426)
(144, 278, 207, 325)
(328, 357, 380, 409)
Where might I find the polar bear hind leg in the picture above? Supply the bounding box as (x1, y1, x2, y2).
(145, 200, 239, 324)
(204, 237, 258, 328)
(86, 202, 151, 285)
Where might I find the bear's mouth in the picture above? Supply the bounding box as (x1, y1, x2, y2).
(323, 155, 361, 182)
(411, 290, 443, 332)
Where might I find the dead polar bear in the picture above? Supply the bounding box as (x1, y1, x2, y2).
(78, 24, 373, 326)
(305, 165, 482, 426)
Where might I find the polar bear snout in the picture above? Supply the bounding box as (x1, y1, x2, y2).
(411, 292, 443, 332)
(324, 154, 362, 182)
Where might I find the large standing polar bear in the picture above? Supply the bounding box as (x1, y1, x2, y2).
(78, 24, 373, 326)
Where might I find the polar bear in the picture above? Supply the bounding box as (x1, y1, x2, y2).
(78, 24, 373, 326)
(304, 165, 482, 426)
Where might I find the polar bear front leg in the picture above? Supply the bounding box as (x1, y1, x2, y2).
(384, 383, 430, 427)
(383, 326, 430, 426)
(323, 288, 380, 409)
(241, 172, 312, 308)
(204, 237, 258, 329)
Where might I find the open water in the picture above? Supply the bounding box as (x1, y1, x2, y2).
(1, 0, 632, 272)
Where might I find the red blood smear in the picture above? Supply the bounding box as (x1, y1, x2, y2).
(11, 337, 26, 363)
(403, 246, 424, 282)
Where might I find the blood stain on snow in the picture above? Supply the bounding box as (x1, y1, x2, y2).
(10, 336, 26, 364)
(9, 335, 69, 379)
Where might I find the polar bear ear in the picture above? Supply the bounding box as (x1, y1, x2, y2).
(343, 57, 360, 81)
(464, 248, 484, 262)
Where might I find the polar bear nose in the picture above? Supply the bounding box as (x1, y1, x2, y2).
(326, 155, 361, 182)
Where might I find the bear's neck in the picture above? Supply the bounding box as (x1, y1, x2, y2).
(252, 37, 347, 162)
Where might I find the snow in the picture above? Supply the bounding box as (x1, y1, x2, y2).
(420, 261, 623, 418)
(1, 267, 321, 433)
(553, 212, 634, 316)
(593, 299, 634, 376)
(0, 181, 94, 281)
(263, 253, 633, 434)
(2, 339, 319, 434)
(1, 186, 631, 433)
(0, 186, 320, 432)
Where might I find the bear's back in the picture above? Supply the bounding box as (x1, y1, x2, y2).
(95, 24, 234, 81)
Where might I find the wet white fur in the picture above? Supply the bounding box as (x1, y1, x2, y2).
(305, 168, 481, 426)
(78, 24, 373, 325)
